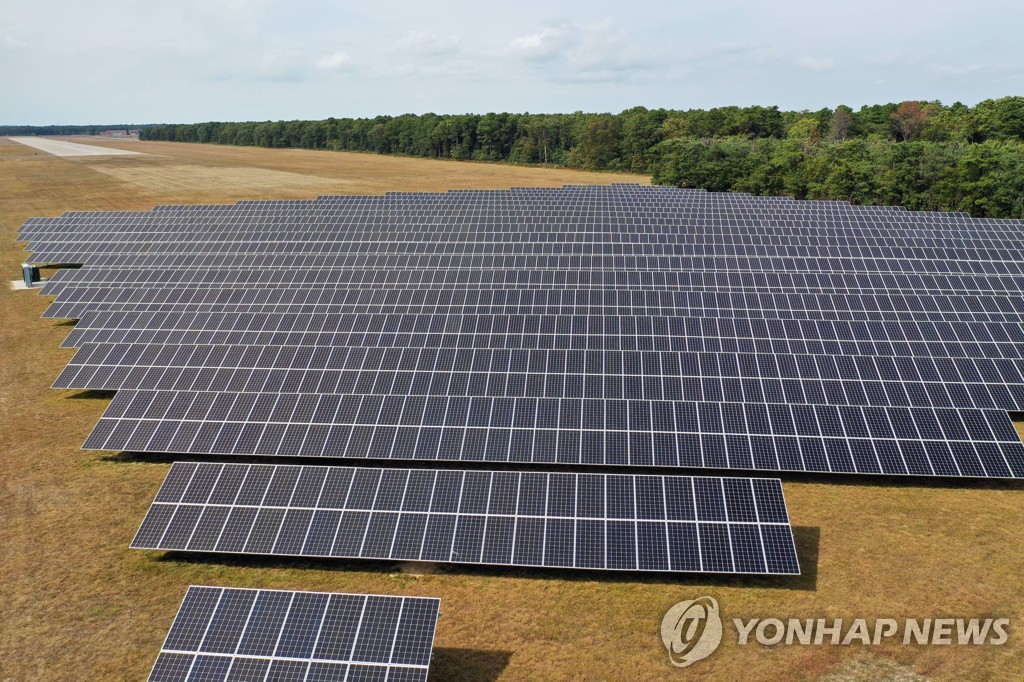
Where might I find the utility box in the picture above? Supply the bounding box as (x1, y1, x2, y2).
(22, 263, 40, 288)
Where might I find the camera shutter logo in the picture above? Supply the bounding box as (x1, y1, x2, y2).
(661, 596, 723, 667)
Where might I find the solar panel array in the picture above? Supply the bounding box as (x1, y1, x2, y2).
(133, 462, 799, 574)
(21, 184, 1024, 479)
(150, 586, 440, 682)
(24, 182, 1024, 672)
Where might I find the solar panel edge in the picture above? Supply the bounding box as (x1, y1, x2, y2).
(82, 416, 1024, 480)
(137, 531, 801, 576)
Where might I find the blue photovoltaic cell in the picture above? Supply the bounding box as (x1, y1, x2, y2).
(149, 586, 439, 682)
(132, 462, 800, 575)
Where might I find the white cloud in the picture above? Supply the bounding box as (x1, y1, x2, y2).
(508, 20, 660, 83)
(398, 31, 460, 56)
(317, 51, 353, 71)
(798, 56, 835, 72)
(4, 35, 26, 48)
(509, 23, 572, 61)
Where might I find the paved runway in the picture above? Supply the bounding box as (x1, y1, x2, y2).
(8, 137, 143, 157)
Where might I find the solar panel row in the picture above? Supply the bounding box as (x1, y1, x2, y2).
(89, 403, 1019, 478)
(41, 285, 1024, 324)
(46, 282, 1024, 323)
(54, 347, 1024, 416)
(133, 463, 800, 574)
(58, 314, 1024, 356)
(36, 265, 1024, 292)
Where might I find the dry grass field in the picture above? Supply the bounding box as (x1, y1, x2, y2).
(1, 138, 1023, 681)
(0, 137, 52, 159)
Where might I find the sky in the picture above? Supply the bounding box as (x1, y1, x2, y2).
(1, 0, 1022, 124)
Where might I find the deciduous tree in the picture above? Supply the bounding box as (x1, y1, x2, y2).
(891, 101, 929, 141)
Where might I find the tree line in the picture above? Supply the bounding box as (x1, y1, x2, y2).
(127, 97, 1024, 218)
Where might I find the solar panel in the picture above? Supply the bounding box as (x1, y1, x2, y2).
(53, 335, 1024, 408)
(56, 311, 1024, 357)
(40, 278, 1024, 321)
(86, 390, 1024, 477)
(20, 184, 1024, 480)
(149, 586, 440, 682)
(132, 462, 800, 575)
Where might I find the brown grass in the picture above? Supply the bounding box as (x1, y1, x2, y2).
(85, 162, 352, 195)
(0, 137, 52, 158)
(1, 139, 1023, 681)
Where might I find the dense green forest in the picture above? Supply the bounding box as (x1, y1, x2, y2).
(144, 98, 1023, 218)
(0, 125, 140, 136)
